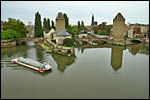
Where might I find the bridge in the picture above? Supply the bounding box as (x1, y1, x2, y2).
(75, 37, 108, 43)
(127, 38, 146, 44)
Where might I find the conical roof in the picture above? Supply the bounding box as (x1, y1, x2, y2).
(50, 28, 55, 33)
(113, 12, 125, 20)
(56, 12, 64, 19)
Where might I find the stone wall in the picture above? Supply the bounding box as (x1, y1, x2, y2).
(56, 19, 65, 30)
(1, 41, 16, 48)
(56, 12, 65, 30)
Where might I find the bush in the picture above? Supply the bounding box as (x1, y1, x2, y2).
(98, 30, 108, 35)
(1, 29, 20, 40)
(63, 38, 74, 47)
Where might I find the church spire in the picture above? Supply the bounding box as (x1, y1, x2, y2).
(91, 14, 94, 26)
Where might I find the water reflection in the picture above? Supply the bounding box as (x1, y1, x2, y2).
(110, 44, 149, 71)
(51, 53, 76, 72)
(111, 46, 124, 71)
(1, 40, 149, 73)
(1, 41, 52, 76)
(127, 44, 149, 56)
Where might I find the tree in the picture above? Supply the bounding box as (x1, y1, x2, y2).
(98, 30, 108, 35)
(70, 25, 79, 37)
(51, 20, 55, 30)
(43, 18, 47, 31)
(34, 12, 43, 37)
(63, 38, 74, 47)
(1, 29, 20, 40)
(47, 18, 51, 30)
(63, 13, 69, 29)
(81, 21, 84, 27)
(80, 20, 87, 30)
(77, 21, 80, 31)
(3, 18, 28, 38)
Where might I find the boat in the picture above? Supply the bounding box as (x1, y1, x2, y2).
(12, 57, 52, 72)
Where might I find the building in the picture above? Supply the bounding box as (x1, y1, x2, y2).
(78, 30, 88, 38)
(52, 12, 71, 45)
(112, 13, 126, 40)
(91, 14, 98, 26)
(26, 22, 34, 38)
(128, 28, 134, 38)
(44, 28, 55, 40)
(86, 26, 92, 32)
(1, 21, 3, 32)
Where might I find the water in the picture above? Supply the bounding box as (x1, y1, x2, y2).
(1, 41, 149, 99)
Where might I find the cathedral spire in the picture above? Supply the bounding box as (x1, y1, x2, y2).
(91, 14, 94, 26)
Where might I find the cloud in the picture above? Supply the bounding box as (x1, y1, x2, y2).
(1, 1, 149, 25)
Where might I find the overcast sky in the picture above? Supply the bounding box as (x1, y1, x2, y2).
(1, 1, 149, 26)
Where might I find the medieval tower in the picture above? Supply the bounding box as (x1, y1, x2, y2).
(112, 13, 126, 40)
(56, 12, 65, 31)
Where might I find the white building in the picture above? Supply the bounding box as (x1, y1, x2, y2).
(44, 28, 55, 40)
(128, 28, 133, 38)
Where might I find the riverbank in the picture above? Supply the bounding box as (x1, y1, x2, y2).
(1, 40, 16, 48)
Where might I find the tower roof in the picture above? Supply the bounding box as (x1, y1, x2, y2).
(56, 12, 64, 19)
(113, 13, 125, 20)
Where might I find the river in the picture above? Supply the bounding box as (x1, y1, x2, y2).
(1, 41, 149, 99)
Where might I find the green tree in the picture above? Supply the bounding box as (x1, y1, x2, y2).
(34, 12, 43, 37)
(3, 18, 28, 38)
(63, 13, 69, 29)
(63, 38, 74, 47)
(51, 20, 55, 30)
(80, 20, 87, 30)
(70, 25, 79, 37)
(81, 21, 84, 27)
(47, 18, 51, 30)
(43, 18, 47, 31)
(1, 29, 20, 40)
(98, 30, 108, 35)
(77, 21, 81, 31)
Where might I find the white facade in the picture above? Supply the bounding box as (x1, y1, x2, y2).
(78, 34, 88, 38)
(128, 29, 133, 38)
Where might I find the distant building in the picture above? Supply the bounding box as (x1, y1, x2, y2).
(128, 28, 134, 38)
(86, 26, 92, 32)
(112, 12, 126, 40)
(91, 14, 98, 26)
(129, 23, 149, 38)
(26, 22, 34, 38)
(1, 21, 3, 32)
(78, 30, 88, 38)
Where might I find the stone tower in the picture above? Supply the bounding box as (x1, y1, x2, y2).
(56, 12, 65, 31)
(112, 13, 126, 40)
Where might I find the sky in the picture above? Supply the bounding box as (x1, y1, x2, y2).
(1, 1, 149, 26)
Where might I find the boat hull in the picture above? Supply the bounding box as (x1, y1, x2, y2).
(13, 58, 52, 72)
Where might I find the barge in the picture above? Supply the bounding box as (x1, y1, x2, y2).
(12, 57, 52, 72)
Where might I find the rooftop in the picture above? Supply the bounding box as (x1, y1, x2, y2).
(56, 12, 64, 19)
(54, 30, 71, 36)
(114, 13, 125, 20)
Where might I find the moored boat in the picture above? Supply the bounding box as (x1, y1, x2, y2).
(12, 57, 52, 72)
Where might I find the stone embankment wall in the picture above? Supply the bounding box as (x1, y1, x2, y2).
(1, 41, 16, 48)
